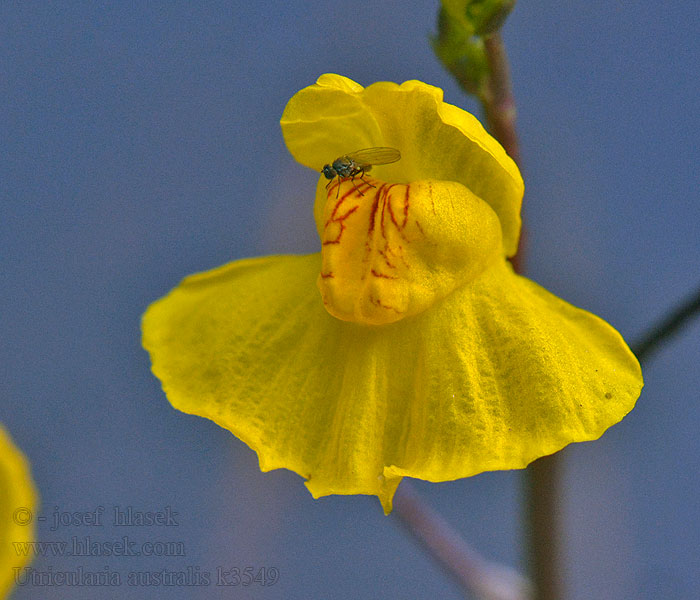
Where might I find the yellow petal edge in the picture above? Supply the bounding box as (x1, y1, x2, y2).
(0, 424, 38, 598)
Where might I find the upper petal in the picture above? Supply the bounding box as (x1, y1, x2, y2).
(281, 74, 524, 256)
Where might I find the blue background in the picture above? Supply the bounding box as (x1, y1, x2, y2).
(2, 1, 698, 598)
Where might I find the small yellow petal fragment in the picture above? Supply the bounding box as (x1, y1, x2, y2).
(317, 176, 502, 325)
(0, 424, 38, 599)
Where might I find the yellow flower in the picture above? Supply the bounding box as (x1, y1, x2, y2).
(142, 74, 642, 513)
(0, 424, 38, 598)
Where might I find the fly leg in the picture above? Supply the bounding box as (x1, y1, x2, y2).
(350, 168, 376, 196)
(325, 177, 341, 198)
(350, 172, 364, 196)
(359, 169, 376, 190)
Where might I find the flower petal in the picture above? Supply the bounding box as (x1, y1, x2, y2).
(0, 424, 38, 598)
(281, 74, 524, 255)
(143, 256, 642, 513)
(383, 261, 643, 485)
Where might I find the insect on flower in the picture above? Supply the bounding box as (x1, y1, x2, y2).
(321, 147, 401, 197)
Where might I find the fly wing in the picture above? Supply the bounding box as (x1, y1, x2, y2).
(345, 147, 401, 167)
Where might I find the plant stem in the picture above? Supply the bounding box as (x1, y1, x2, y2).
(480, 31, 560, 600)
(481, 33, 521, 166)
(632, 285, 700, 362)
(480, 32, 525, 273)
(523, 455, 561, 600)
(393, 482, 531, 600)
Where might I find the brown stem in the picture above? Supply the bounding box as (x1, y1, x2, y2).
(524, 455, 562, 600)
(481, 33, 521, 167)
(480, 31, 560, 600)
(632, 284, 700, 362)
(481, 33, 525, 272)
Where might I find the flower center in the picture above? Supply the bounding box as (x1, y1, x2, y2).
(316, 176, 503, 325)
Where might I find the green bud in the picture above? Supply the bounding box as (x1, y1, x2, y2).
(441, 0, 516, 36)
(431, 7, 489, 96)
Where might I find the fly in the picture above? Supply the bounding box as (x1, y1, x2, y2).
(321, 147, 401, 197)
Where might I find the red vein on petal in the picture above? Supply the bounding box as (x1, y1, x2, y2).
(371, 269, 398, 280)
